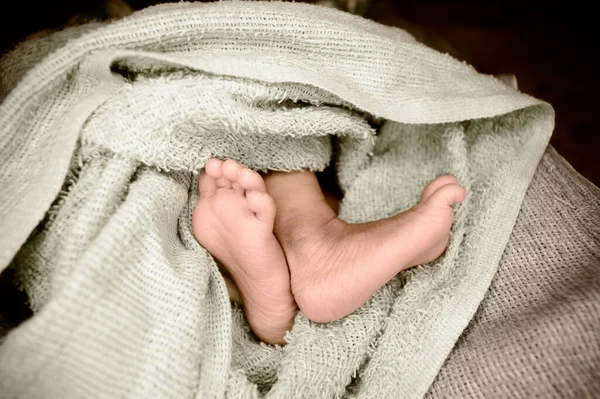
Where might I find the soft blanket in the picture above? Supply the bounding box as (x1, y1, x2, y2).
(427, 148, 600, 397)
(0, 2, 554, 398)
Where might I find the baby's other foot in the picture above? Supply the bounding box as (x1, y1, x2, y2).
(285, 175, 466, 323)
(192, 159, 296, 344)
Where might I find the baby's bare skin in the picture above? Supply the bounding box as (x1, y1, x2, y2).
(265, 170, 466, 323)
(192, 159, 296, 344)
(193, 159, 466, 344)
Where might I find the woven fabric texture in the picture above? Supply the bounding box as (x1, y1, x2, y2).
(0, 2, 554, 398)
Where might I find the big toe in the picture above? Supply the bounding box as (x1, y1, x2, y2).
(205, 158, 224, 179)
(420, 175, 459, 202)
(424, 183, 466, 207)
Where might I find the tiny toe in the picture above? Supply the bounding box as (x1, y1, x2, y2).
(424, 183, 467, 207)
(246, 191, 276, 225)
(238, 168, 266, 192)
(198, 171, 217, 196)
(222, 159, 244, 182)
(208, 159, 236, 189)
(205, 158, 224, 179)
(421, 175, 459, 202)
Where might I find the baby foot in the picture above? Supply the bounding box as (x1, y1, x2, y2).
(192, 159, 297, 344)
(285, 175, 466, 323)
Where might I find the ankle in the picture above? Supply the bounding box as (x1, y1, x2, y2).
(277, 211, 338, 246)
(286, 217, 353, 272)
(274, 190, 338, 240)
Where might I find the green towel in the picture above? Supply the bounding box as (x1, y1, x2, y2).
(0, 2, 553, 397)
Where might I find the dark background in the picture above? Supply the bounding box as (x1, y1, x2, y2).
(2, 0, 598, 186)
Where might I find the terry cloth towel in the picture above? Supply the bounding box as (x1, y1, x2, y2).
(0, 1, 554, 398)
